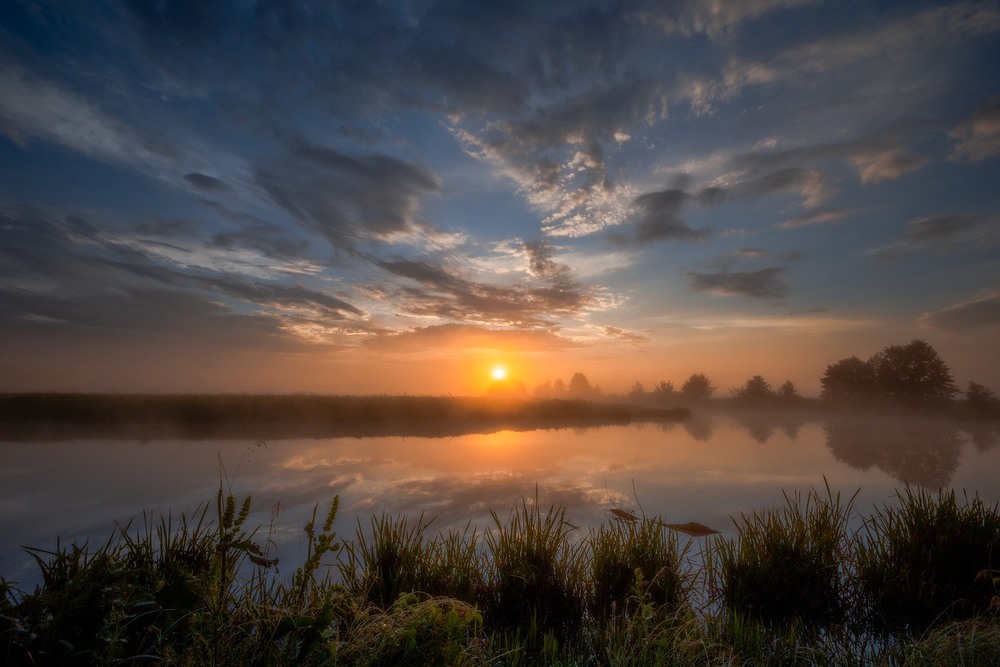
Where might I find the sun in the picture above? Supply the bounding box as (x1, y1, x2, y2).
(490, 365, 508, 381)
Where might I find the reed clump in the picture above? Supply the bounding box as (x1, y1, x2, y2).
(717, 482, 855, 629)
(2, 481, 999, 665)
(855, 487, 1000, 634)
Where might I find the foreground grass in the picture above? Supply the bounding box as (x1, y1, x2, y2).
(0, 394, 689, 441)
(2, 484, 999, 666)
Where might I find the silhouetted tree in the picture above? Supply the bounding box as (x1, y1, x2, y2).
(533, 380, 553, 398)
(568, 372, 598, 399)
(965, 381, 1000, 416)
(731, 375, 774, 402)
(868, 339, 958, 406)
(627, 381, 647, 403)
(652, 380, 677, 406)
(820, 356, 875, 401)
(680, 373, 715, 400)
(777, 380, 801, 401)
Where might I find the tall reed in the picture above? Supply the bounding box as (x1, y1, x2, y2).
(589, 515, 690, 619)
(482, 495, 587, 645)
(855, 487, 1000, 634)
(716, 481, 855, 629)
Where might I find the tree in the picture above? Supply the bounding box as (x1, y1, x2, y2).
(777, 380, 801, 401)
(652, 380, 676, 404)
(731, 375, 774, 402)
(627, 381, 647, 402)
(965, 381, 1000, 415)
(820, 356, 875, 401)
(568, 372, 595, 399)
(681, 373, 715, 400)
(867, 339, 958, 405)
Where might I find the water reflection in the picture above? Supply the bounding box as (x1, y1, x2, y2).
(2, 415, 998, 591)
(824, 416, 997, 489)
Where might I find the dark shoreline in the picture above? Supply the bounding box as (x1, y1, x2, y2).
(0, 393, 690, 441)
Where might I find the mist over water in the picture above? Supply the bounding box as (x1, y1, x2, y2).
(2, 414, 998, 589)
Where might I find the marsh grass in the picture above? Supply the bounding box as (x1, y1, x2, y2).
(855, 487, 1000, 634)
(3, 480, 1000, 665)
(589, 515, 690, 620)
(716, 480, 856, 629)
(483, 493, 587, 647)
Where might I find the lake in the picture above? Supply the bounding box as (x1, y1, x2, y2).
(2, 410, 999, 589)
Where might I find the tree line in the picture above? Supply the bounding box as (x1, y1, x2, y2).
(534, 340, 999, 415)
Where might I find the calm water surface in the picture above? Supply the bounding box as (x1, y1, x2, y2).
(2, 412, 998, 587)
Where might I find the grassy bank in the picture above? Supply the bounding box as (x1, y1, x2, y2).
(3, 483, 998, 665)
(0, 394, 689, 441)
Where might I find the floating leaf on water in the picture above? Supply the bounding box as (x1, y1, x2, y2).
(610, 508, 637, 522)
(663, 521, 720, 537)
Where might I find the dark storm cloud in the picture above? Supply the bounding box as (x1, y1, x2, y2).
(873, 214, 999, 260)
(685, 267, 790, 300)
(254, 139, 441, 250)
(184, 172, 230, 192)
(920, 292, 1000, 331)
(376, 257, 591, 327)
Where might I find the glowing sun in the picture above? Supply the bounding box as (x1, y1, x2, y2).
(490, 365, 508, 381)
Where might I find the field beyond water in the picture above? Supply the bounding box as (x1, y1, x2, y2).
(0, 393, 689, 440)
(2, 480, 998, 666)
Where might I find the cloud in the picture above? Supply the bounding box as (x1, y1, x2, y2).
(0, 206, 366, 350)
(919, 291, 1000, 331)
(685, 267, 790, 300)
(776, 209, 847, 230)
(0, 66, 170, 171)
(849, 147, 928, 185)
(949, 97, 1000, 161)
(630, 188, 708, 244)
(603, 326, 650, 344)
(873, 214, 999, 260)
(695, 2, 1000, 106)
(363, 323, 582, 353)
(523, 240, 571, 280)
(255, 138, 441, 251)
(740, 167, 832, 207)
(376, 257, 593, 327)
(634, 0, 822, 39)
(184, 172, 230, 192)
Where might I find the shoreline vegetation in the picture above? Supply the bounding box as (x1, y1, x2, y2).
(0, 394, 689, 441)
(2, 483, 998, 665)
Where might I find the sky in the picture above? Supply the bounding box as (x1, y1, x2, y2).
(1, 0, 999, 397)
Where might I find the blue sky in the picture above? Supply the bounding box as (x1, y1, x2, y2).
(1, 0, 998, 395)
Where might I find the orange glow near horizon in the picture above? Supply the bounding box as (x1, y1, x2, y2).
(491, 364, 508, 381)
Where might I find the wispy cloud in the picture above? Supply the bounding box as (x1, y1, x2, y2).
(364, 323, 582, 353)
(949, 97, 1000, 162)
(0, 67, 172, 172)
(919, 291, 1000, 331)
(873, 214, 999, 260)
